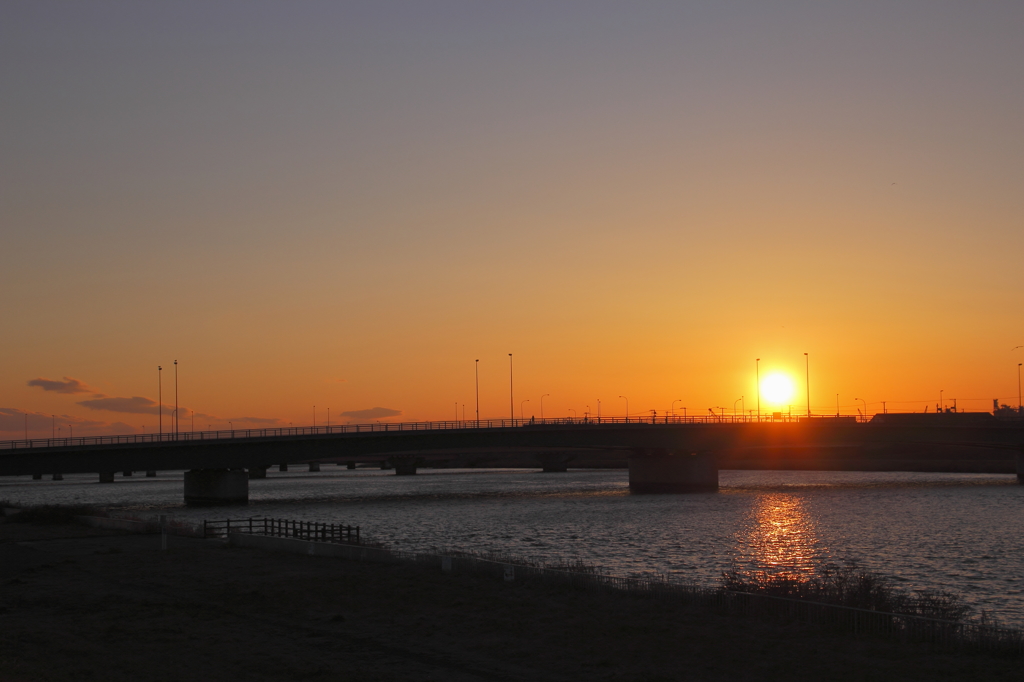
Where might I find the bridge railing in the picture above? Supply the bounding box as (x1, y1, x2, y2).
(0, 413, 874, 451)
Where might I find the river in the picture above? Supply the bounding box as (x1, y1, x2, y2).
(2, 468, 1021, 627)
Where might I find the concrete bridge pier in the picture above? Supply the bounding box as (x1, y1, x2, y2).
(279, 463, 288, 472)
(99, 472, 115, 483)
(248, 466, 268, 479)
(392, 457, 421, 476)
(146, 471, 156, 477)
(346, 462, 356, 469)
(536, 453, 573, 473)
(184, 469, 248, 505)
(1017, 449, 1024, 484)
(628, 450, 718, 493)
(308, 462, 320, 472)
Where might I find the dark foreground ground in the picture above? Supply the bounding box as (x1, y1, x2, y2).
(0, 518, 1019, 682)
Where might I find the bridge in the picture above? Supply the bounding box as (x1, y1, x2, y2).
(2, 414, 1022, 503)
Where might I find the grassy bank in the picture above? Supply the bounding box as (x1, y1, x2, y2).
(1, 513, 1021, 681)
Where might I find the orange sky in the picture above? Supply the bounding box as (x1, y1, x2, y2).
(2, 3, 1023, 436)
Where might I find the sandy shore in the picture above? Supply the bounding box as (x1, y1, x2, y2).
(0, 517, 1018, 681)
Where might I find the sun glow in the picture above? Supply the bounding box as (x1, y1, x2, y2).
(760, 373, 796, 406)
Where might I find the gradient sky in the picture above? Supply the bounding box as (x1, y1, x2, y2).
(3, 1, 1023, 436)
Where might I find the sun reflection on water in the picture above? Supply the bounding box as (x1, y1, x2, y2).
(734, 493, 827, 577)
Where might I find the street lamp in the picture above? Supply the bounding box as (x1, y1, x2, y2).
(508, 353, 514, 422)
(475, 359, 480, 426)
(1017, 363, 1022, 416)
(755, 358, 761, 422)
(804, 353, 810, 417)
(597, 399, 601, 421)
(939, 390, 944, 413)
(733, 397, 742, 418)
(520, 399, 530, 420)
(174, 359, 178, 440)
(158, 365, 163, 438)
(541, 394, 549, 420)
(619, 396, 628, 422)
(671, 399, 682, 418)
(568, 408, 576, 419)
(855, 398, 867, 420)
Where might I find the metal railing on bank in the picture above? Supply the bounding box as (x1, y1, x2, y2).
(203, 517, 360, 545)
(0, 413, 877, 451)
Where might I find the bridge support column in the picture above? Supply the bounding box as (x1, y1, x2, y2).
(184, 469, 248, 505)
(52, 473, 63, 481)
(146, 471, 156, 477)
(279, 464, 288, 472)
(308, 462, 320, 472)
(628, 450, 718, 493)
(1017, 450, 1024, 484)
(123, 471, 132, 477)
(248, 466, 268, 479)
(347, 462, 356, 470)
(536, 453, 572, 473)
(99, 472, 115, 483)
(392, 457, 421, 475)
(379, 461, 393, 470)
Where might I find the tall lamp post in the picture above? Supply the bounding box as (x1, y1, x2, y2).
(520, 399, 530, 420)
(756, 358, 761, 422)
(855, 397, 867, 420)
(475, 359, 480, 426)
(939, 390, 944, 413)
(619, 396, 628, 422)
(804, 353, 810, 418)
(1018, 363, 1022, 416)
(508, 353, 513, 423)
(733, 397, 743, 418)
(158, 365, 163, 438)
(671, 399, 682, 418)
(174, 359, 178, 440)
(540, 394, 549, 420)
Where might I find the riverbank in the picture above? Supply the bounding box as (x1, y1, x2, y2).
(1, 516, 1019, 681)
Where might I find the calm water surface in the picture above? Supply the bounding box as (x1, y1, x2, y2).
(3, 468, 1021, 626)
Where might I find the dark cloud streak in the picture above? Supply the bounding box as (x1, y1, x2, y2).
(28, 376, 97, 394)
(340, 407, 401, 419)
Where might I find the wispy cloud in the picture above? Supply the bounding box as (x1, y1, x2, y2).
(228, 416, 286, 425)
(27, 376, 97, 394)
(340, 407, 401, 420)
(77, 396, 162, 415)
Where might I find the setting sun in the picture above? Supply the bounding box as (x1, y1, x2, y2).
(760, 373, 796, 406)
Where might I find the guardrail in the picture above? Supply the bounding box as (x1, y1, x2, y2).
(203, 517, 360, 545)
(0, 413, 875, 451)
